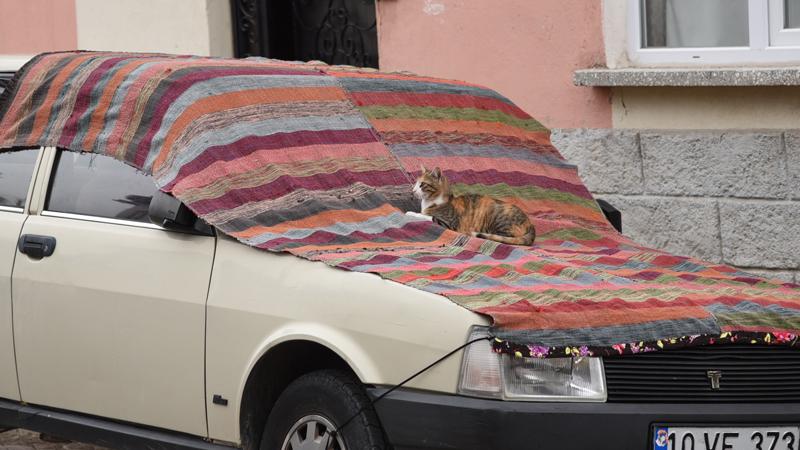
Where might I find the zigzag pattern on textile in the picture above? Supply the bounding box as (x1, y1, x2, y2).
(1, 51, 798, 359)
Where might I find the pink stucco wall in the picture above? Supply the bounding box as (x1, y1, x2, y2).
(377, 0, 610, 129)
(0, 0, 77, 54)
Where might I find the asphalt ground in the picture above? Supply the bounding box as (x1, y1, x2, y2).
(0, 429, 107, 449)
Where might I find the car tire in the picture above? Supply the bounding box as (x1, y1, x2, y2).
(260, 369, 387, 450)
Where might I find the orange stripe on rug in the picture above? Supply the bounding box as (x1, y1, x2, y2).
(489, 305, 712, 331)
(153, 86, 349, 171)
(172, 142, 390, 194)
(233, 203, 402, 238)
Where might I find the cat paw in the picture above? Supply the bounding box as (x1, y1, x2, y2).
(405, 211, 433, 221)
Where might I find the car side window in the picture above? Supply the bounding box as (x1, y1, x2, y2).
(45, 151, 157, 223)
(0, 149, 39, 210)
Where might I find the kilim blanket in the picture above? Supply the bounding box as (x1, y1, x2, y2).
(1, 51, 799, 359)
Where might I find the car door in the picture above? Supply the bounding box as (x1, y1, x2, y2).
(0, 148, 41, 401)
(12, 148, 215, 436)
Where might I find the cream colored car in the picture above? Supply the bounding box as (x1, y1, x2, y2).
(0, 145, 494, 449)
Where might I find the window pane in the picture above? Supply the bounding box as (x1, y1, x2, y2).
(787, 0, 800, 28)
(0, 148, 39, 208)
(46, 151, 157, 223)
(0, 149, 38, 209)
(642, 0, 749, 48)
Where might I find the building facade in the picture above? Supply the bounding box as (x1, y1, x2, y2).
(1, 0, 797, 281)
(563, 1, 800, 283)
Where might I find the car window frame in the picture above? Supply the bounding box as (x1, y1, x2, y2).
(43, 149, 164, 229)
(35, 148, 166, 231)
(30, 148, 215, 237)
(0, 147, 44, 215)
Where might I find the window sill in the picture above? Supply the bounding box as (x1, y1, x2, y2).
(573, 66, 800, 87)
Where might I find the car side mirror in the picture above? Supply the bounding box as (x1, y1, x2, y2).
(148, 190, 212, 235)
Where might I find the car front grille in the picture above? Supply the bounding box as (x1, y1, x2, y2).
(603, 344, 800, 403)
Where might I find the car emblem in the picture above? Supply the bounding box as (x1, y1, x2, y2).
(707, 370, 722, 390)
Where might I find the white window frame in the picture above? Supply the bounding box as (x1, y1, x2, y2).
(628, 0, 800, 66)
(769, 0, 800, 46)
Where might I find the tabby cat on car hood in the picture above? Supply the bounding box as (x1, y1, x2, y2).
(411, 166, 536, 246)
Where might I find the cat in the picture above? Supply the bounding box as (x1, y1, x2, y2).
(410, 166, 536, 246)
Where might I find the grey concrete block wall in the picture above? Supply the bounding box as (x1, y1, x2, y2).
(719, 201, 800, 269)
(786, 133, 800, 200)
(550, 130, 643, 194)
(598, 194, 722, 263)
(641, 132, 790, 198)
(551, 129, 800, 283)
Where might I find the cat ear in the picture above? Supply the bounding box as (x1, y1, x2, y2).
(432, 167, 442, 179)
(420, 164, 427, 174)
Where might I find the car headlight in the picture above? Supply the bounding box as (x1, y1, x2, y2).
(458, 327, 606, 402)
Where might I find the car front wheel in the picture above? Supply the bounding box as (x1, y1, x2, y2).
(261, 370, 386, 450)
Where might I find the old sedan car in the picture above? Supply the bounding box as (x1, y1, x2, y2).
(1, 53, 800, 450)
(0, 144, 492, 450)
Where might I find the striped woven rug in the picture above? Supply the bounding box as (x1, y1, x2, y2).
(1, 52, 798, 358)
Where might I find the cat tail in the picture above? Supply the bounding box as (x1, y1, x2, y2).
(474, 225, 536, 246)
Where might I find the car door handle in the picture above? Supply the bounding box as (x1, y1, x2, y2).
(18, 234, 57, 259)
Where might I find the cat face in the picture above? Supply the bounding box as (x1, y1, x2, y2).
(413, 166, 449, 203)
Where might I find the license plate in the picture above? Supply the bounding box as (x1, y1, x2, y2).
(653, 426, 800, 450)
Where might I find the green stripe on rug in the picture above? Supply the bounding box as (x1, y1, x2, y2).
(537, 228, 603, 241)
(359, 105, 548, 131)
(451, 183, 599, 210)
(715, 311, 800, 329)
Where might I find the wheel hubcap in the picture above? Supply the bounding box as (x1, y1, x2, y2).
(281, 414, 346, 450)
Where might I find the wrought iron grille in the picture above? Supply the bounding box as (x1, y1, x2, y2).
(231, 0, 268, 59)
(232, 0, 379, 68)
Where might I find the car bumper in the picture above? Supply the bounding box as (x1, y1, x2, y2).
(368, 388, 800, 450)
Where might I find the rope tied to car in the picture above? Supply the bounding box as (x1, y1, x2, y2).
(325, 334, 494, 449)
